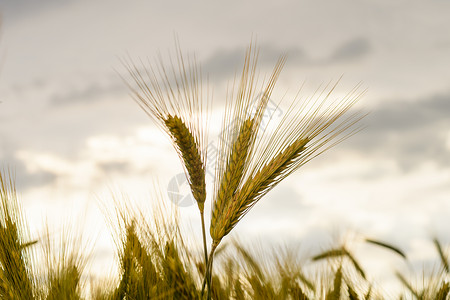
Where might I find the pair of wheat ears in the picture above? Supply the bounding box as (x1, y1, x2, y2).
(124, 43, 364, 298)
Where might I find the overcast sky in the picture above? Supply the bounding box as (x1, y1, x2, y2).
(1, 0, 449, 294)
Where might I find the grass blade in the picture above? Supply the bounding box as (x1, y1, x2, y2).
(433, 238, 449, 273)
(365, 238, 406, 259)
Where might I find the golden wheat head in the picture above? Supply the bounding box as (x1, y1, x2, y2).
(210, 44, 364, 245)
(210, 44, 285, 243)
(122, 46, 209, 211)
(0, 170, 35, 299)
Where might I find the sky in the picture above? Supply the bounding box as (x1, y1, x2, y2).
(1, 0, 450, 295)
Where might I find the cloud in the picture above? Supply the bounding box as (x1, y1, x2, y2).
(49, 79, 126, 106)
(0, 134, 59, 190)
(345, 92, 450, 171)
(329, 37, 371, 62)
(97, 160, 132, 175)
(1, 0, 74, 21)
(201, 38, 371, 82)
(202, 44, 306, 82)
(1, 152, 58, 190)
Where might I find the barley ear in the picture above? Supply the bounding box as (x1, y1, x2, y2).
(164, 114, 206, 210)
(210, 118, 255, 241)
(228, 137, 310, 233)
(0, 170, 35, 299)
(122, 47, 209, 211)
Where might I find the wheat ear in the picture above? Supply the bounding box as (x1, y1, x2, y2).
(122, 45, 209, 210)
(210, 118, 254, 241)
(205, 45, 363, 299)
(122, 45, 210, 282)
(204, 44, 285, 299)
(0, 170, 35, 299)
(210, 44, 285, 243)
(163, 113, 208, 275)
(220, 138, 310, 239)
(165, 114, 206, 210)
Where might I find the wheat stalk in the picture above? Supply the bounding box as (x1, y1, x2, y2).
(123, 48, 208, 209)
(202, 44, 285, 298)
(210, 44, 285, 242)
(204, 44, 364, 299)
(122, 44, 211, 280)
(123, 42, 364, 299)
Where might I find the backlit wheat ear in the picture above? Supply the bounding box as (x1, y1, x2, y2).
(203, 44, 285, 298)
(122, 44, 210, 276)
(164, 114, 206, 209)
(210, 45, 285, 244)
(205, 43, 364, 298)
(211, 79, 364, 245)
(210, 117, 254, 235)
(219, 137, 310, 239)
(0, 170, 35, 299)
(122, 46, 208, 212)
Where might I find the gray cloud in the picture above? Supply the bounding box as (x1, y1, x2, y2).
(346, 92, 450, 171)
(201, 38, 371, 84)
(202, 44, 306, 82)
(97, 161, 132, 175)
(50, 80, 126, 106)
(0, 133, 58, 190)
(1, 0, 74, 21)
(1, 152, 58, 190)
(329, 37, 371, 62)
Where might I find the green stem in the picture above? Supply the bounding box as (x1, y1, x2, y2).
(200, 210, 208, 268)
(201, 241, 219, 299)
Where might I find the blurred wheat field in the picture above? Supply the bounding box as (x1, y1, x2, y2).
(0, 170, 449, 299)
